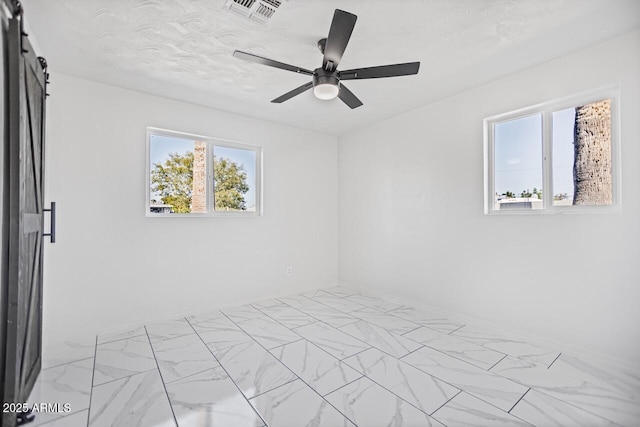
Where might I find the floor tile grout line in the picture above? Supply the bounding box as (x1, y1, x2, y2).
(275, 336, 369, 395)
(299, 292, 367, 315)
(290, 320, 321, 330)
(400, 325, 423, 336)
(221, 312, 390, 425)
(252, 303, 318, 329)
(398, 347, 532, 416)
(91, 367, 158, 388)
(231, 311, 305, 348)
(184, 317, 269, 427)
(41, 355, 95, 372)
(220, 312, 359, 426)
(322, 287, 361, 298)
(547, 352, 562, 369)
(289, 305, 413, 361)
(147, 330, 195, 346)
(429, 389, 462, 416)
(487, 354, 508, 371)
(96, 333, 147, 346)
(259, 353, 360, 426)
(339, 345, 373, 362)
(320, 375, 365, 397)
(233, 303, 316, 331)
(401, 345, 425, 359)
(285, 293, 394, 328)
(163, 365, 221, 385)
(342, 298, 469, 330)
(508, 380, 624, 425)
(336, 322, 424, 360)
(355, 303, 426, 322)
(245, 365, 359, 427)
(250, 299, 288, 310)
(267, 337, 305, 351)
(85, 335, 98, 427)
(400, 330, 510, 372)
(447, 324, 466, 335)
(507, 387, 530, 414)
(275, 296, 317, 309)
(247, 377, 300, 401)
(294, 308, 360, 329)
(343, 295, 403, 313)
(253, 300, 376, 356)
(351, 350, 470, 413)
(341, 352, 460, 420)
(295, 306, 419, 343)
(386, 306, 403, 314)
(350, 311, 422, 334)
(144, 326, 179, 427)
(449, 326, 558, 362)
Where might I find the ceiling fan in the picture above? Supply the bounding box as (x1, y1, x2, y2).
(233, 9, 421, 109)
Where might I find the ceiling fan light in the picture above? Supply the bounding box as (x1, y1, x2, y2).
(313, 83, 339, 100)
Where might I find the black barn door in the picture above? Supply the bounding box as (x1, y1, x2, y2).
(2, 6, 49, 426)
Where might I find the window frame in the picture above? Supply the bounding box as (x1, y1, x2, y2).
(483, 85, 621, 215)
(145, 127, 263, 217)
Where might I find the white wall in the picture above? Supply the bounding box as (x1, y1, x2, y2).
(338, 29, 640, 366)
(43, 74, 338, 344)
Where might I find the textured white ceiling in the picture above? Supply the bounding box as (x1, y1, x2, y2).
(23, 0, 640, 135)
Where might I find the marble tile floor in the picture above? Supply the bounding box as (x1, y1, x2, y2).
(28, 286, 639, 426)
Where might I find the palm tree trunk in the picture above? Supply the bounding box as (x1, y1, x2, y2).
(191, 140, 207, 213)
(573, 99, 612, 205)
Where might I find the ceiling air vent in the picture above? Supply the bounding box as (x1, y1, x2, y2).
(224, 0, 285, 24)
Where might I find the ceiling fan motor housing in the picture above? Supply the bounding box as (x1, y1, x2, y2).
(313, 68, 340, 88)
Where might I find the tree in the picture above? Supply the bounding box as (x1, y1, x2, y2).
(151, 151, 194, 213)
(214, 157, 249, 210)
(573, 100, 612, 205)
(520, 189, 532, 198)
(532, 187, 542, 200)
(150, 151, 250, 213)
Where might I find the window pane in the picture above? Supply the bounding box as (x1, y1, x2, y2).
(213, 146, 257, 212)
(149, 135, 195, 214)
(494, 114, 543, 210)
(553, 99, 612, 206)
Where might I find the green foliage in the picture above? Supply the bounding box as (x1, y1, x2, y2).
(151, 150, 250, 213)
(214, 157, 249, 211)
(520, 189, 533, 198)
(503, 191, 516, 198)
(151, 151, 194, 213)
(532, 187, 543, 199)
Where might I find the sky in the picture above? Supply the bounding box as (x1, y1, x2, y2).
(494, 109, 575, 201)
(552, 107, 577, 200)
(149, 134, 257, 209)
(494, 114, 543, 196)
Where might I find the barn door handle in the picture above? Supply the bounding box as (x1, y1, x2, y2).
(44, 201, 56, 243)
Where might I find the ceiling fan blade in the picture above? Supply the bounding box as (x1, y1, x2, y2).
(338, 84, 363, 109)
(233, 51, 314, 76)
(323, 9, 357, 71)
(339, 62, 420, 80)
(271, 81, 314, 103)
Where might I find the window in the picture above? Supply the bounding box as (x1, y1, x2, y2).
(484, 87, 619, 214)
(146, 128, 262, 216)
